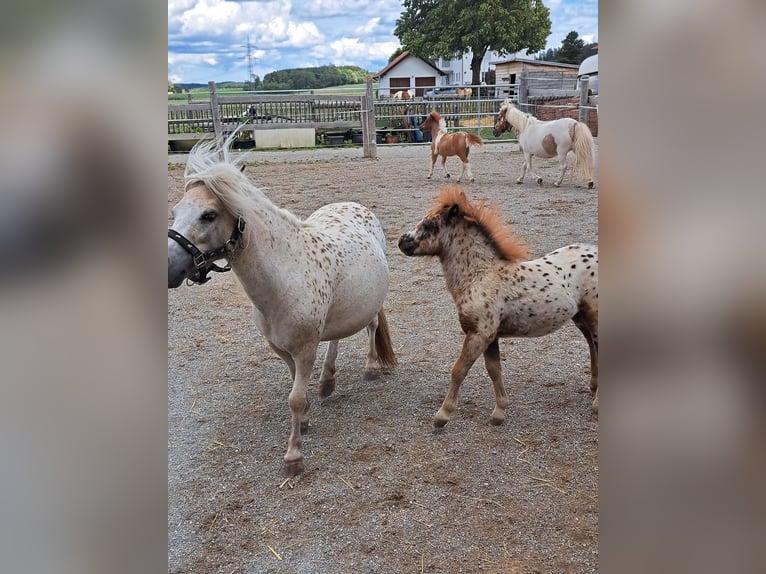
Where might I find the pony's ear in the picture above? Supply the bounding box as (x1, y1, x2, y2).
(240, 164, 246, 173)
(447, 203, 460, 220)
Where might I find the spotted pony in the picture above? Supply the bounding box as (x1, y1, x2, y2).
(398, 185, 598, 425)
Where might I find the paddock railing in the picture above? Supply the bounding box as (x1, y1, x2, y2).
(168, 75, 596, 152)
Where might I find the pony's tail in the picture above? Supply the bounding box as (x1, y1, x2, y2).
(572, 122, 595, 183)
(374, 309, 397, 369)
(465, 133, 483, 147)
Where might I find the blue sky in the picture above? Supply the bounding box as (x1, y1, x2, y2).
(168, 0, 597, 84)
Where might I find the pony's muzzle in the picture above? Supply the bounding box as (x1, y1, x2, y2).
(398, 233, 417, 256)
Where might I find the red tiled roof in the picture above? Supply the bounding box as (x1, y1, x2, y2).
(374, 51, 446, 78)
(375, 51, 410, 78)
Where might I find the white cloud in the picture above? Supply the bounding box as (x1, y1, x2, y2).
(313, 37, 399, 65)
(354, 17, 380, 36)
(179, 0, 242, 37)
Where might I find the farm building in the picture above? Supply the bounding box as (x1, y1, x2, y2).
(374, 51, 446, 98)
(491, 54, 579, 98)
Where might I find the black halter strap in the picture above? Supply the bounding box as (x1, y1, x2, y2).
(168, 218, 245, 285)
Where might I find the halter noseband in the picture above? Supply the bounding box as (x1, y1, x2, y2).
(168, 218, 245, 285)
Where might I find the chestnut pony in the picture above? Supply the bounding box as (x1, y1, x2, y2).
(420, 110, 483, 183)
(398, 185, 598, 425)
(493, 99, 595, 188)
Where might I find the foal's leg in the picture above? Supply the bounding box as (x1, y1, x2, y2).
(440, 154, 450, 178)
(362, 314, 379, 381)
(483, 338, 509, 425)
(284, 345, 319, 476)
(318, 340, 339, 398)
(572, 311, 599, 413)
(434, 332, 490, 427)
(456, 149, 473, 183)
(426, 151, 437, 179)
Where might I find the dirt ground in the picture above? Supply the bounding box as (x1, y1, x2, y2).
(168, 141, 598, 573)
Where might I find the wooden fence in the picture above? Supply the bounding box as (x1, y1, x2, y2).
(168, 75, 594, 153)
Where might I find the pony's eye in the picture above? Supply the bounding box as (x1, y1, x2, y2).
(200, 211, 217, 222)
(422, 219, 436, 232)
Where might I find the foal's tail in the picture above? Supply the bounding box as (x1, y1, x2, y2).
(572, 122, 595, 184)
(375, 309, 397, 369)
(465, 133, 483, 148)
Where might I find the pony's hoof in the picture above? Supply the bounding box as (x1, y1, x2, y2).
(588, 181, 594, 189)
(469, 178, 475, 183)
(319, 380, 335, 398)
(554, 182, 561, 187)
(516, 180, 523, 185)
(536, 177, 543, 185)
(283, 459, 304, 477)
(490, 415, 505, 426)
(433, 408, 450, 428)
(444, 174, 450, 179)
(426, 175, 432, 180)
(362, 369, 379, 381)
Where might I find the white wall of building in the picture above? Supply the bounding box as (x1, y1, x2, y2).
(377, 57, 444, 96)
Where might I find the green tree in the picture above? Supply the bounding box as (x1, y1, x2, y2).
(389, 47, 406, 62)
(394, 0, 551, 85)
(557, 30, 585, 64)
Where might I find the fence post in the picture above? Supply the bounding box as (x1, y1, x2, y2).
(579, 75, 589, 124)
(518, 71, 528, 111)
(208, 81, 223, 139)
(362, 75, 377, 159)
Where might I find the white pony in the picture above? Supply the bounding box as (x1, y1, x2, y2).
(493, 99, 595, 188)
(168, 134, 396, 476)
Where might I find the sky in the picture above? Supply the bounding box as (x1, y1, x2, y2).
(168, 0, 598, 85)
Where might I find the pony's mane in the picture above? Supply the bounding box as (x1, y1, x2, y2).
(184, 131, 300, 225)
(501, 99, 535, 133)
(427, 110, 447, 132)
(428, 185, 529, 262)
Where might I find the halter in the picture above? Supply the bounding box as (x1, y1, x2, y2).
(168, 218, 245, 285)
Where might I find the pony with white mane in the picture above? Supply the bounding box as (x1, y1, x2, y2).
(493, 99, 595, 189)
(168, 134, 396, 476)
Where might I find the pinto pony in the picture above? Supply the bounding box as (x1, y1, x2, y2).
(168, 134, 396, 476)
(493, 99, 595, 188)
(398, 185, 599, 425)
(420, 110, 483, 183)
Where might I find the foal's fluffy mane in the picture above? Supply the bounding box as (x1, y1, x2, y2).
(184, 132, 301, 225)
(429, 185, 529, 262)
(500, 99, 535, 133)
(427, 110, 447, 132)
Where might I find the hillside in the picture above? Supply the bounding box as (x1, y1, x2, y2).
(172, 65, 368, 92)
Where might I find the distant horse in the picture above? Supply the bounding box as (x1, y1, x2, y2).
(392, 90, 411, 100)
(456, 87, 473, 99)
(420, 110, 483, 183)
(493, 99, 595, 188)
(398, 185, 599, 424)
(168, 134, 397, 476)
